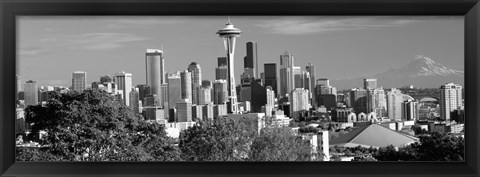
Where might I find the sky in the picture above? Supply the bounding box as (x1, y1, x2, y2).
(17, 16, 464, 88)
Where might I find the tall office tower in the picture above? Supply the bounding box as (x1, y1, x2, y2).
(239, 78, 252, 102)
(367, 88, 387, 118)
(260, 72, 265, 85)
(213, 80, 228, 104)
(145, 49, 165, 108)
(176, 100, 192, 122)
(187, 62, 202, 105)
(180, 70, 192, 103)
(387, 88, 403, 120)
(306, 63, 316, 107)
(24, 80, 38, 107)
(279, 50, 295, 97)
(100, 75, 113, 84)
(16, 75, 21, 101)
(403, 100, 419, 121)
(129, 88, 140, 114)
(264, 63, 278, 96)
(161, 84, 169, 108)
(144, 94, 158, 107)
(251, 79, 267, 113)
(72, 71, 87, 92)
(215, 65, 228, 80)
(265, 86, 275, 117)
(202, 103, 214, 121)
(316, 78, 329, 87)
(303, 71, 311, 91)
(192, 105, 204, 121)
(167, 72, 182, 109)
(136, 84, 150, 104)
(364, 78, 377, 90)
(217, 57, 227, 67)
(293, 66, 303, 89)
(244, 41, 258, 78)
(350, 88, 368, 114)
(115, 71, 133, 106)
(198, 86, 212, 105)
(315, 78, 337, 96)
(217, 19, 241, 114)
(202, 80, 212, 88)
(440, 83, 463, 121)
(290, 88, 310, 120)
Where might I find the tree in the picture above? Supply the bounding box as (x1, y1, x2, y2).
(179, 117, 258, 161)
(411, 132, 464, 161)
(19, 89, 181, 161)
(249, 126, 315, 161)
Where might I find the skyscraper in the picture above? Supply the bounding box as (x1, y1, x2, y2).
(145, 49, 165, 108)
(367, 88, 387, 118)
(279, 50, 294, 97)
(265, 86, 275, 117)
(198, 86, 212, 105)
(115, 71, 133, 106)
(213, 80, 227, 104)
(350, 88, 368, 114)
(215, 65, 228, 80)
(364, 78, 377, 90)
(180, 70, 192, 103)
(167, 72, 182, 109)
(264, 63, 277, 96)
(24, 80, 38, 107)
(293, 66, 303, 89)
(403, 100, 418, 121)
(244, 41, 258, 78)
(217, 19, 241, 114)
(290, 88, 310, 120)
(439, 83, 463, 121)
(176, 100, 192, 122)
(129, 88, 140, 114)
(187, 62, 202, 104)
(72, 71, 86, 92)
(217, 57, 227, 67)
(387, 88, 403, 120)
(100, 75, 113, 84)
(306, 63, 316, 106)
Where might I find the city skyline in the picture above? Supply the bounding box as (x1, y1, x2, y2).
(18, 16, 463, 89)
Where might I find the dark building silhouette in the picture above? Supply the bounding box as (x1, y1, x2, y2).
(350, 88, 368, 113)
(318, 94, 337, 110)
(264, 63, 277, 96)
(244, 41, 258, 78)
(250, 79, 266, 113)
(217, 57, 227, 67)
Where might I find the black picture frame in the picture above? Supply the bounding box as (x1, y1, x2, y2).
(1, 0, 479, 176)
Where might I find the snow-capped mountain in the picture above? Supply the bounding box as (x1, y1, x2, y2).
(331, 55, 464, 90)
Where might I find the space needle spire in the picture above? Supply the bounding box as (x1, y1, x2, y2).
(216, 17, 241, 114)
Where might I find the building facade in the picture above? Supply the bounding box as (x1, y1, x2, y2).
(439, 83, 463, 121)
(72, 71, 87, 92)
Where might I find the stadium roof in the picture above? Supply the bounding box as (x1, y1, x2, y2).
(330, 124, 418, 148)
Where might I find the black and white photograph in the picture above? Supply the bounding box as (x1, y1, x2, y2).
(15, 16, 465, 162)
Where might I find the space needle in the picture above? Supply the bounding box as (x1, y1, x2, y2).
(217, 17, 241, 114)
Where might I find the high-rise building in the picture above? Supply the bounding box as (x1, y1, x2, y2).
(306, 63, 316, 107)
(213, 80, 228, 104)
(290, 88, 310, 120)
(279, 50, 295, 97)
(440, 83, 463, 121)
(167, 72, 182, 109)
(176, 100, 192, 122)
(115, 71, 133, 106)
(187, 62, 202, 104)
(192, 105, 204, 121)
(251, 79, 267, 113)
(145, 49, 165, 108)
(265, 86, 275, 117)
(303, 71, 311, 92)
(367, 88, 387, 118)
(215, 65, 228, 80)
(293, 66, 303, 89)
(202, 103, 214, 121)
(129, 88, 140, 114)
(198, 86, 212, 105)
(213, 104, 228, 118)
(217, 57, 227, 67)
(387, 88, 403, 120)
(244, 41, 258, 78)
(180, 70, 192, 103)
(24, 80, 38, 107)
(264, 63, 277, 96)
(364, 78, 377, 90)
(72, 71, 87, 92)
(202, 80, 213, 88)
(403, 100, 419, 121)
(217, 20, 241, 114)
(136, 84, 150, 104)
(350, 88, 368, 114)
(100, 75, 113, 84)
